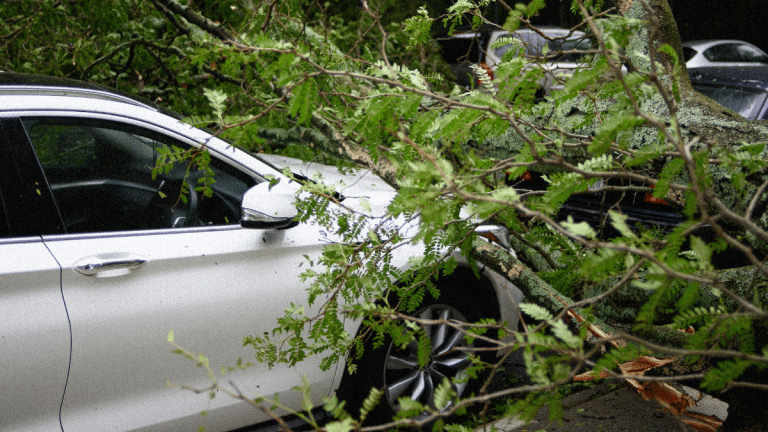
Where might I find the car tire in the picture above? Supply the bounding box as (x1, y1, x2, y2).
(339, 273, 500, 426)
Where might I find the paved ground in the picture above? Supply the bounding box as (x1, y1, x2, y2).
(472, 347, 768, 432)
(477, 381, 767, 432)
(480, 383, 706, 432)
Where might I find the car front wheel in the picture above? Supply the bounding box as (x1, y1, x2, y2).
(382, 304, 473, 414)
(340, 281, 500, 426)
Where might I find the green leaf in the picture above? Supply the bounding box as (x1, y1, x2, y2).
(203, 88, 228, 121)
(519, 302, 553, 321)
(590, 114, 645, 155)
(432, 378, 455, 413)
(395, 397, 425, 419)
(361, 387, 383, 417)
(561, 216, 597, 239)
(325, 418, 355, 432)
(702, 360, 751, 391)
(608, 211, 636, 239)
(403, 7, 432, 48)
(655, 157, 684, 200)
(551, 319, 582, 349)
(288, 78, 318, 125)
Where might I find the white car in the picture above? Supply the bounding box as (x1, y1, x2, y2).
(0, 73, 522, 432)
(683, 40, 768, 68)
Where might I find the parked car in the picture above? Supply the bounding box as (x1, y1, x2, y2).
(510, 170, 687, 238)
(0, 72, 523, 432)
(682, 40, 768, 68)
(438, 26, 593, 95)
(689, 65, 768, 120)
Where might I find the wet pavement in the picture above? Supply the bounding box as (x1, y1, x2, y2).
(476, 382, 733, 432)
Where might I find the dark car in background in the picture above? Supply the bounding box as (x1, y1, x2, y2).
(689, 66, 768, 120)
(510, 170, 688, 239)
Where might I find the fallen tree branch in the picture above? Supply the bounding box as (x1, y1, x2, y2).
(470, 238, 729, 431)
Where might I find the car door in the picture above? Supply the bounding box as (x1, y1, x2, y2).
(0, 118, 70, 432)
(0, 239, 69, 432)
(19, 116, 334, 432)
(0, 237, 69, 431)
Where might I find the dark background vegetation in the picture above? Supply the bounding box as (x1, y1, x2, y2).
(670, 0, 768, 53)
(423, 0, 768, 53)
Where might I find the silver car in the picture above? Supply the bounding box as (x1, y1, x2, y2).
(440, 27, 594, 95)
(683, 40, 768, 68)
(486, 27, 593, 93)
(0, 73, 522, 432)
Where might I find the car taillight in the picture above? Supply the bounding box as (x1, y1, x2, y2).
(644, 184, 669, 205)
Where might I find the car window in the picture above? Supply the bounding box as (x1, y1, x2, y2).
(494, 32, 591, 63)
(23, 117, 256, 233)
(737, 45, 768, 62)
(547, 37, 592, 62)
(0, 196, 10, 238)
(0, 136, 14, 238)
(682, 47, 697, 62)
(704, 43, 768, 63)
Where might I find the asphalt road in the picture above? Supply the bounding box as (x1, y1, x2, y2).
(476, 381, 768, 432)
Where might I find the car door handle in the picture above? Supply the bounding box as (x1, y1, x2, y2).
(74, 253, 147, 276)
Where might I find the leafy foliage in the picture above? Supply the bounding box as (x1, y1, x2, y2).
(8, 0, 768, 430)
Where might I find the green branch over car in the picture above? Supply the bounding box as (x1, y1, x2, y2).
(3, 0, 767, 431)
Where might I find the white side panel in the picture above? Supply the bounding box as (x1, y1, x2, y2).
(0, 238, 69, 432)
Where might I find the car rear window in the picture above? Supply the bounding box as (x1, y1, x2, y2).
(704, 43, 768, 63)
(438, 35, 485, 64)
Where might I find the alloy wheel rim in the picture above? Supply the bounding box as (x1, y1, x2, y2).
(382, 304, 473, 413)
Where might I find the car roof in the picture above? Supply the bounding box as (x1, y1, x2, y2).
(683, 39, 757, 47)
(443, 25, 581, 38)
(0, 72, 181, 119)
(682, 40, 765, 54)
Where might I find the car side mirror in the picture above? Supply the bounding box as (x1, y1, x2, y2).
(241, 182, 298, 229)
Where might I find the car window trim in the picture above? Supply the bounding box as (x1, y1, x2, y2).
(40, 224, 243, 242)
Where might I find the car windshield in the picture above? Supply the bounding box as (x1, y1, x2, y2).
(494, 34, 592, 63)
(694, 84, 768, 120)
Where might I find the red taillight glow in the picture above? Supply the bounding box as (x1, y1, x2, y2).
(644, 184, 669, 205)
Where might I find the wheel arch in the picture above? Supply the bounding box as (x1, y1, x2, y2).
(333, 256, 523, 419)
(446, 255, 523, 334)
(363, 254, 523, 353)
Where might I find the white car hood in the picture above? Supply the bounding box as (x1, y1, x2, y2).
(256, 153, 397, 214)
